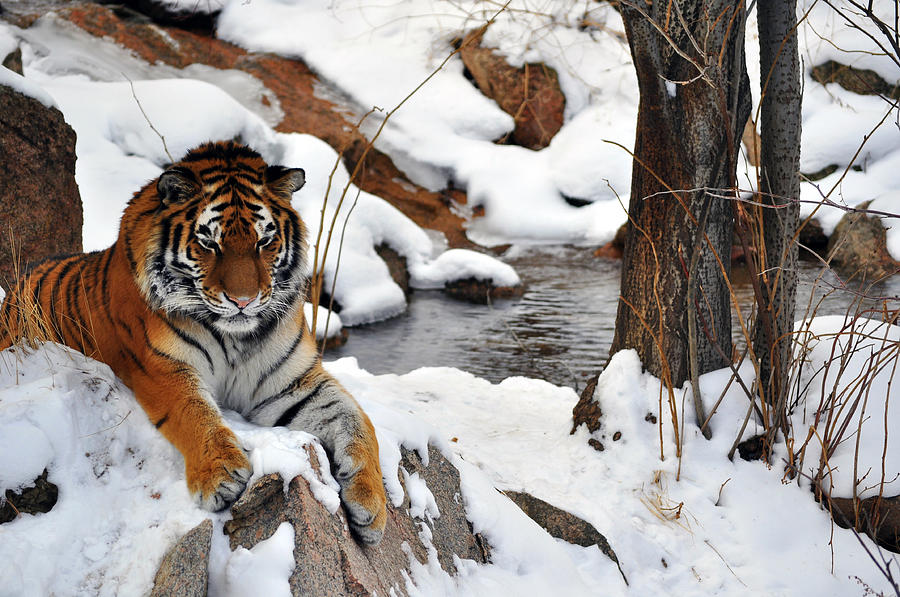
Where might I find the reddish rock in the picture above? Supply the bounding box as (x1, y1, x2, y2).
(0, 83, 82, 292)
(459, 30, 565, 150)
(594, 223, 627, 260)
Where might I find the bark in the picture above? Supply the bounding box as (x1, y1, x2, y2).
(611, 1, 751, 388)
(753, 0, 801, 429)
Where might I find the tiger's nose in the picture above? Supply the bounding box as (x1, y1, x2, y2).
(226, 294, 254, 309)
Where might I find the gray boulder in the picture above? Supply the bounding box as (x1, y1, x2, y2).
(155, 443, 490, 596)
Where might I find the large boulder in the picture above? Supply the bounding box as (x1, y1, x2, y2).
(826, 201, 900, 280)
(459, 30, 565, 150)
(0, 80, 82, 292)
(156, 444, 490, 596)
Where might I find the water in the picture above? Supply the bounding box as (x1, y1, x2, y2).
(329, 246, 900, 391)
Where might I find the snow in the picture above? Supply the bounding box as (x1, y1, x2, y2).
(217, 0, 637, 246)
(216, 522, 295, 597)
(2, 316, 899, 595)
(792, 1, 900, 236)
(410, 248, 520, 289)
(791, 316, 900, 500)
(0, 23, 55, 108)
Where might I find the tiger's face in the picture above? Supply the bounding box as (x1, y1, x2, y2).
(139, 143, 308, 334)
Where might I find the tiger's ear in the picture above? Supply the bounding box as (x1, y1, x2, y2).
(266, 166, 306, 195)
(157, 167, 199, 205)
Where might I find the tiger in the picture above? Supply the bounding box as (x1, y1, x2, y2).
(0, 141, 387, 545)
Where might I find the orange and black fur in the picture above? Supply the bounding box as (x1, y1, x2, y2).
(0, 141, 387, 544)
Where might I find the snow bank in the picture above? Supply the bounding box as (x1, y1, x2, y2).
(2, 311, 899, 595)
(0, 344, 609, 596)
(217, 0, 635, 246)
(0, 24, 55, 108)
(792, 316, 900, 500)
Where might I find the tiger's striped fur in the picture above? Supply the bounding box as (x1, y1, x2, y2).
(0, 141, 387, 544)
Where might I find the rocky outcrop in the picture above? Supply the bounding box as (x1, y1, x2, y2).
(150, 519, 213, 597)
(156, 443, 490, 596)
(811, 60, 900, 100)
(504, 490, 626, 582)
(459, 30, 565, 150)
(0, 82, 82, 291)
(827, 201, 900, 280)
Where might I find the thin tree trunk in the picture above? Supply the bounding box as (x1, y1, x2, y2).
(754, 0, 801, 437)
(611, 1, 751, 389)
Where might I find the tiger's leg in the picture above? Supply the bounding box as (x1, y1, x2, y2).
(260, 370, 387, 544)
(129, 366, 251, 511)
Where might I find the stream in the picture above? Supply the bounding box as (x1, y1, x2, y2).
(329, 246, 900, 391)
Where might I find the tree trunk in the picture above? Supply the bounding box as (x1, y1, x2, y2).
(753, 0, 801, 434)
(610, 1, 751, 388)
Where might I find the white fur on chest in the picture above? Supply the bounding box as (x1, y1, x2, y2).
(169, 314, 315, 415)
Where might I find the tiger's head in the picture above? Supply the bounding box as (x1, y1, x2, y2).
(128, 142, 309, 335)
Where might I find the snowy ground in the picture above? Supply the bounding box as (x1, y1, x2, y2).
(2, 321, 899, 596)
(2, 1, 900, 596)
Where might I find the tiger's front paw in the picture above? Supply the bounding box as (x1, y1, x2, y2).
(335, 447, 387, 545)
(187, 428, 252, 511)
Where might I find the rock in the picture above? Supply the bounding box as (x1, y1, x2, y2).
(443, 276, 524, 304)
(221, 444, 490, 596)
(2, 46, 22, 75)
(0, 84, 82, 292)
(827, 201, 900, 280)
(0, 469, 59, 524)
(593, 223, 627, 259)
(42, 3, 474, 250)
(736, 434, 768, 462)
(811, 60, 900, 100)
(109, 0, 218, 32)
(375, 244, 410, 295)
(504, 490, 627, 583)
(149, 519, 213, 597)
(802, 163, 839, 181)
(459, 30, 565, 150)
(828, 494, 900, 554)
(798, 217, 829, 258)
